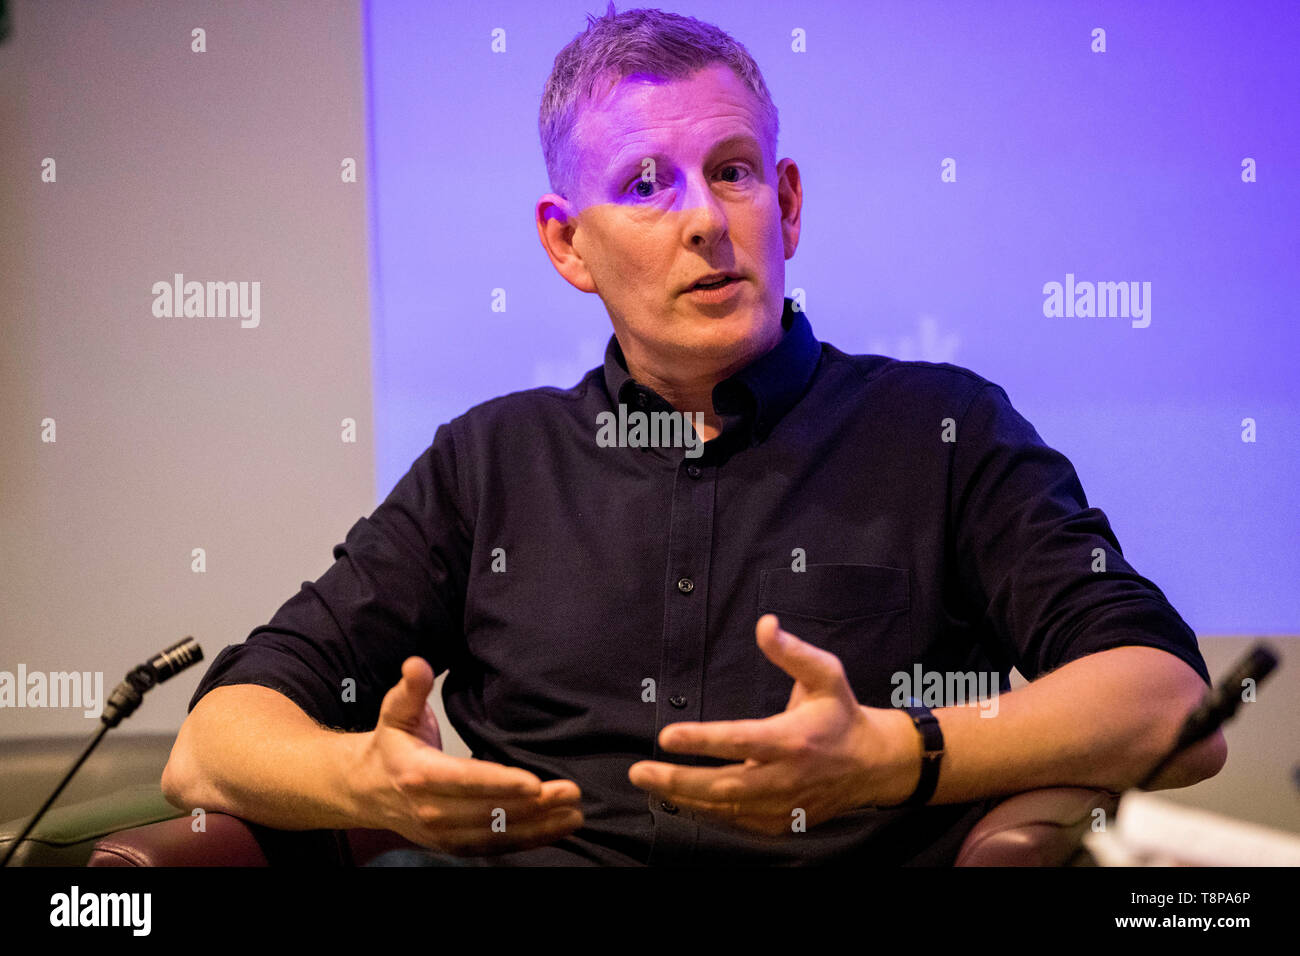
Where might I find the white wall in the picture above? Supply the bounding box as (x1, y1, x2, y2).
(0, 0, 375, 737)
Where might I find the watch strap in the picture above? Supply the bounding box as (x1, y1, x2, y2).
(900, 704, 944, 807)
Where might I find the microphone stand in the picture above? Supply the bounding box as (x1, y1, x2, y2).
(0, 637, 203, 867)
(1064, 641, 1279, 866)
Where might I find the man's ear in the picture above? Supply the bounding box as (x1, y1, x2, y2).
(536, 194, 597, 294)
(776, 158, 802, 261)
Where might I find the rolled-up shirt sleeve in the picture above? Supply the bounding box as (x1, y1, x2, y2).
(950, 382, 1211, 687)
(186, 423, 472, 732)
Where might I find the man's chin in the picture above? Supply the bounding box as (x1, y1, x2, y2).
(665, 315, 774, 356)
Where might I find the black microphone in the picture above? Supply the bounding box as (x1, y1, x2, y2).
(101, 637, 204, 728)
(0, 637, 204, 867)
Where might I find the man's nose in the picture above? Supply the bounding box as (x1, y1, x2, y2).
(679, 171, 728, 243)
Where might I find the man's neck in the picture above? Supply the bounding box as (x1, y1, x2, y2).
(630, 369, 725, 442)
(621, 328, 783, 444)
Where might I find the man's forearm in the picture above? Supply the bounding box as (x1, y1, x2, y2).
(870, 645, 1228, 806)
(161, 684, 371, 831)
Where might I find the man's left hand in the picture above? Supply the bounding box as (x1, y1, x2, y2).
(627, 614, 919, 836)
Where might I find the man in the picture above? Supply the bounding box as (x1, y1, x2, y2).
(161, 7, 1225, 865)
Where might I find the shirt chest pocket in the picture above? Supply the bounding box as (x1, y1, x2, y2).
(752, 563, 912, 714)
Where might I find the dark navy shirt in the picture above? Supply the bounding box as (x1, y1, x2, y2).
(188, 297, 1211, 865)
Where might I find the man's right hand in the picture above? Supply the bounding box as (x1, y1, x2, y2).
(353, 656, 584, 856)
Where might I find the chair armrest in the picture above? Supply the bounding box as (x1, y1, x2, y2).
(88, 812, 272, 866)
(89, 813, 418, 866)
(955, 786, 1120, 865)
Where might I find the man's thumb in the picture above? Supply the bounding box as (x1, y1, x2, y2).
(756, 614, 842, 695)
(380, 656, 436, 729)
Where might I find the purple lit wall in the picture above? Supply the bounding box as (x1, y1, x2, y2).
(362, 0, 1299, 634)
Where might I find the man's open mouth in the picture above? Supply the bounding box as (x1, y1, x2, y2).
(693, 276, 736, 290)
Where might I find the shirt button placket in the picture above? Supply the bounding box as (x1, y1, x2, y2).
(648, 456, 715, 865)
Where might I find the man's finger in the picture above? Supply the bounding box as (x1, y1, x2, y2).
(406, 787, 581, 828)
(405, 751, 547, 799)
(755, 613, 848, 694)
(627, 757, 789, 809)
(435, 806, 585, 857)
(656, 716, 792, 762)
(537, 778, 582, 803)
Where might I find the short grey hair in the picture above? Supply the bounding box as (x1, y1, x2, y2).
(539, 3, 780, 201)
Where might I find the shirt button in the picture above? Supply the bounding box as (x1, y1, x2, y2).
(676, 577, 694, 594)
(686, 464, 701, 478)
(660, 800, 679, 814)
(635, 392, 648, 408)
(669, 695, 687, 708)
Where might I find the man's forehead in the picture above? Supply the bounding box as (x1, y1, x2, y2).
(579, 65, 759, 137)
(574, 70, 764, 170)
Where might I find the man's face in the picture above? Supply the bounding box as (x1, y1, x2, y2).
(539, 63, 801, 382)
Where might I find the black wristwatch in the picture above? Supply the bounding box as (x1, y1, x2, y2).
(898, 705, 945, 807)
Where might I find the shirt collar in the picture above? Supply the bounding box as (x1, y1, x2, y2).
(601, 297, 821, 447)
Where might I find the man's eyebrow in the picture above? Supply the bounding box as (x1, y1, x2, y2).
(606, 133, 762, 178)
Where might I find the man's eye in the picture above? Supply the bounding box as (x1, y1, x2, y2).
(626, 165, 750, 198)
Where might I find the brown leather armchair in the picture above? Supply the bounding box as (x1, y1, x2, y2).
(83, 786, 1116, 866)
(1, 734, 1117, 866)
